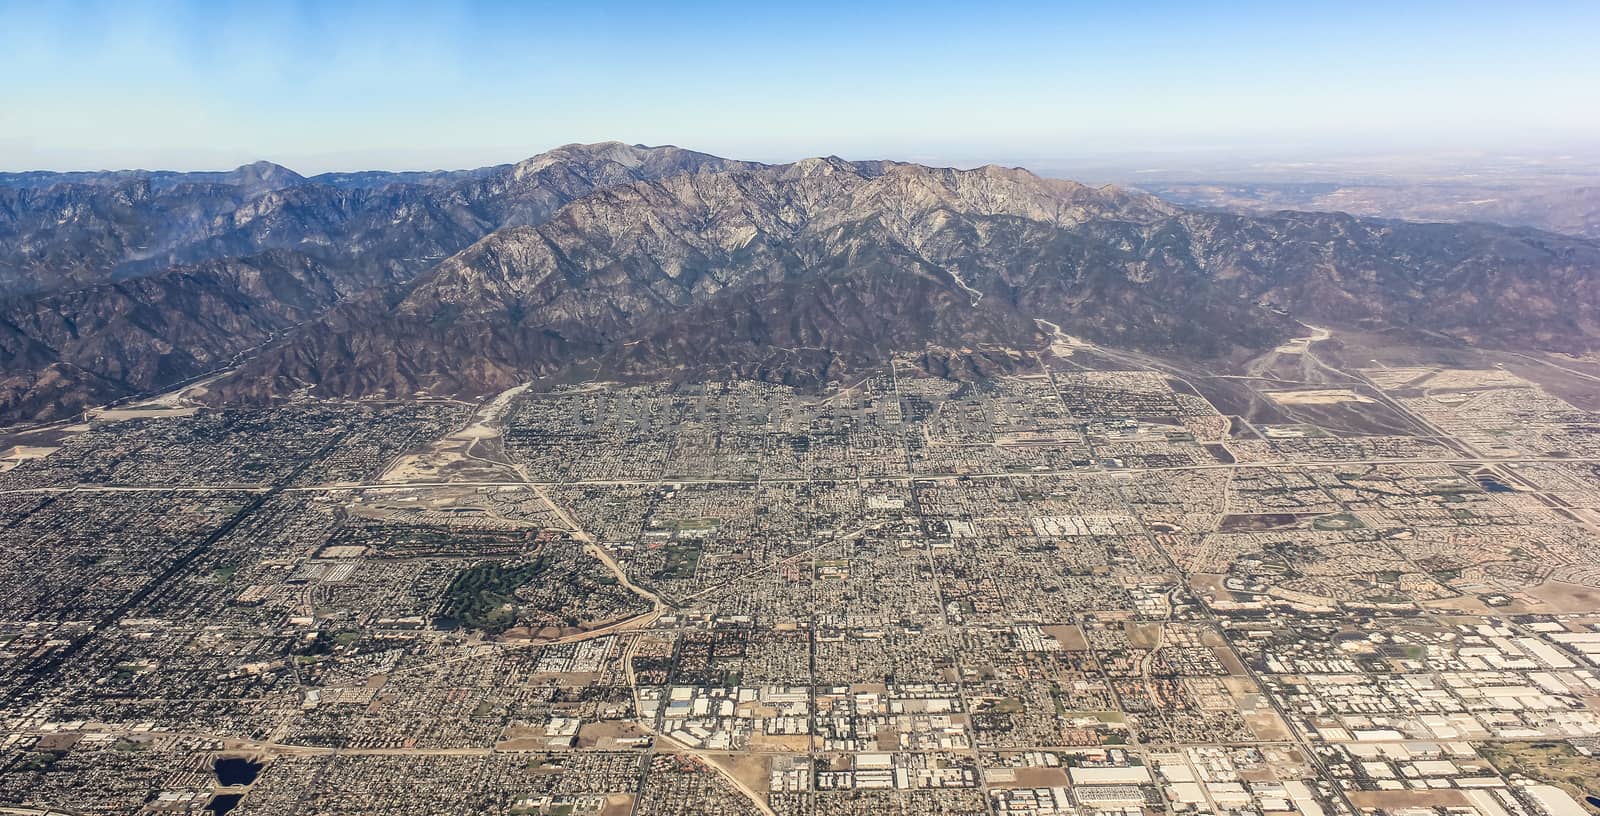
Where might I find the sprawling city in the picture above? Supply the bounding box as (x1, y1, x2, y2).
(5, 2, 1600, 814)
(3, 328, 1599, 815)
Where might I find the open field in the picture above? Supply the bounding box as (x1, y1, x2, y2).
(1479, 742, 1600, 814)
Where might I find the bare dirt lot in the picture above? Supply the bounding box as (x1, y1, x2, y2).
(703, 751, 772, 796)
(1347, 790, 1470, 810)
(1189, 573, 1243, 605)
(1525, 581, 1600, 613)
(576, 720, 652, 749)
(1265, 388, 1374, 406)
(1042, 623, 1088, 651)
(749, 734, 812, 753)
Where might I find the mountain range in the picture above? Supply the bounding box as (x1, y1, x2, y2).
(2, 142, 1598, 424)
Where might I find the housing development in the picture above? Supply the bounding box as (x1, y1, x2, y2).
(3, 340, 1600, 816)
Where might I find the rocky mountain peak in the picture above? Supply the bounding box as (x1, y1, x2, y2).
(508, 141, 750, 182)
(221, 160, 305, 195)
(780, 156, 865, 179)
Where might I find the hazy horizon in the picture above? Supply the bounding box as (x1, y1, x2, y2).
(5, 0, 1599, 175)
(8, 140, 1600, 188)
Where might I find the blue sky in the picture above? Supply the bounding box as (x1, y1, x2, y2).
(3, 0, 1597, 172)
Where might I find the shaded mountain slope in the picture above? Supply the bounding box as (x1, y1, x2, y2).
(6, 145, 1598, 424)
(0, 143, 757, 422)
(218, 158, 1600, 404)
(0, 142, 753, 297)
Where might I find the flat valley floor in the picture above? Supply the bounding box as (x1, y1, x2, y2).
(3, 336, 1600, 816)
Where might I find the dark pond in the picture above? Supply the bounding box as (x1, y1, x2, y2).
(206, 794, 243, 815)
(213, 757, 262, 786)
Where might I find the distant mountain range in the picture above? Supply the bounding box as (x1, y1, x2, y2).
(3, 142, 1598, 424)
